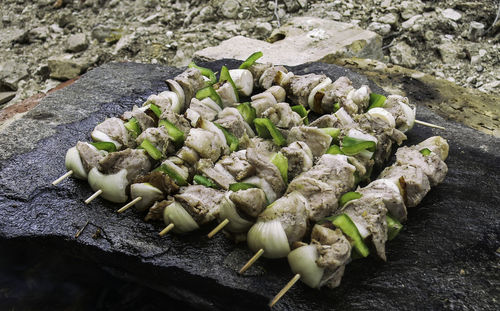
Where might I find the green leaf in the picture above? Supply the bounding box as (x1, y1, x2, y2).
(239, 51, 263, 69)
(90, 141, 117, 153)
(368, 93, 386, 110)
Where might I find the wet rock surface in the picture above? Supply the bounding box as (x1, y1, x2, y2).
(0, 60, 498, 310)
(0, 0, 499, 107)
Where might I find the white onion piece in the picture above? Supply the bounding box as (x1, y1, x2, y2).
(91, 130, 122, 150)
(367, 107, 396, 128)
(215, 83, 238, 107)
(88, 168, 128, 203)
(130, 183, 163, 212)
(242, 176, 277, 203)
(350, 217, 370, 239)
(229, 69, 254, 96)
(288, 245, 325, 288)
(166, 79, 185, 109)
(163, 201, 199, 234)
(65, 147, 87, 179)
(274, 71, 294, 87)
(399, 102, 416, 132)
(158, 91, 181, 114)
(308, 78, 332, 108)
(218, 194, 253, 233)
(201, 97, 222, 113)
(247, 220, 290, 258)
(266, 85, 286, 102)
(199, 119, 227, 147)
(347, 128, 378, 160)
(334, 108, 355, 127)
(185, 108, 201, 127)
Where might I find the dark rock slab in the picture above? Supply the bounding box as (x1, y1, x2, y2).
(0, 60, 499, 311)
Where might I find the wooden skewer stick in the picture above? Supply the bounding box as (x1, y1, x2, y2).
(268, 274, 301, 308)
(239, 248, 265, 274)
(117, 197, 142, 213)
(159, 223, 175, 236)
(415, 119, 445, 130)
(52, 170, 73, 186)
(84, 189, 103, 204)
(207, 218, 230, 238)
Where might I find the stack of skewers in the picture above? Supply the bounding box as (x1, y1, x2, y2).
(52, 52, 449, 308)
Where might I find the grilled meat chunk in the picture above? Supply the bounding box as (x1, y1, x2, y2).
(358, 179, 407, 222)
(189, 98, 219, 121)
(185, 128, 226, 162)
(287, 177, 339, 221)
(395, 146, 448, 186)
(145, 199, 173, 222)
(246, 147, 286, 198)
(217, 107, 255, 138)
(123, 106, 155, 131)
(94, 117, 135, 148)
(136, 127, 174, 156)
(159, 111, 191, 136)
(287, 126, 332, 158)
(229, 188, 267, 219)
(174, 68, 205, 107)
(196, 158, 236, 190)
(99, 148, 151, 182)
(259, 65, 288, 89)
(309, 114, 340, 128)
(320, 76, 355, 114)
(218, 150, 255, 181)
(286, 73, 326, 108)
(281, 141, 313, 181)
(175, 185, 224, 224)
(76, 142, 106, 173)
(248, 62, 272, 87)
(251, 91, 277, 117)
(133, 171, 179, 195)
(261, 102, 303, 129)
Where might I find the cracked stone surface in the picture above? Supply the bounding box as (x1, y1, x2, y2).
(0, 60, 498, 310)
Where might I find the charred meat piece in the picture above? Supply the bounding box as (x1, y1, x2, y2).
(99, 148, 151, 182)
(145, 199, 173, 222)
(246, 147, 286, 198)
(133, 171, 179, 196)
(175, 185, 224, 224)
(286, 73, 326, 108)
(358, 179, 407, 222)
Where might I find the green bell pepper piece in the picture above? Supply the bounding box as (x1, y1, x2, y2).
(387, 214, 403, 241)
(154, 164, 188, 186)
(291, 105, 309, 125)
(193, 175, 218, 188)
(189, 62, 217, 86)
(219, 65, 239, 102)
(236, 102, 256, 125)
(90, 141, 117, 153)
(333, 102, 341, 112)
(158, 119, 185, 148)
(214, 123, 239, 152)
(328, 213, 370, 258)
(367, 93, 386, 110)
(196, 86, 223, 108)
(339, 191, 362, 207)
(420, 148, 431, 156)
(270, 152, 288, 184)
(253, 118, 287, 147)
(239, 51, 263, 69)
(148, 103, 162, 118)
(124, 117, 141, 138)
(326, 144, 343, 155)
(139, 139, 162, 160)
(229, 182, 258, 192)
(341, 136, 376, 155)
(320, 127, 341, 140)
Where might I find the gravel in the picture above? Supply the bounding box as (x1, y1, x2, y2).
(0, 0, 499, 107)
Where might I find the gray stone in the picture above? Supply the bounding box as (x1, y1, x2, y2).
(91, 25, 112, 42)
(0, 91, 16, 105)
(194, 17, 383, 65)
(401, 15, 422, 30)
(400, 0, 424, 20)
(378, 13, 398, 25)
(28, 26, 50, 42)
(47, 54, 88, 80)
(66, 33, 89, 53)
(389, 41, 418, 68)
(196, 6, 216, 22)
(441, 8, 462, 21)
(367, 22, 391, 36)
(470, 55, 481, 66)
(437, 42, 462, 64)
(467, 22, 485, 41)
(297, 0, 307, 8)
(254, 22, 273, 37)
(0, 60, 29, 91)
(220, 0, 240, 19)
(283, 0, 300, 13)
(0, 60, 498, 311)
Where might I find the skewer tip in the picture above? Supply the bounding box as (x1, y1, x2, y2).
(415, 119, 445, 130)
(52, 170, 73, 186)
(268, 274, 301, 308)
(84, 189, 103, 204)
(207, 218, 230, 238)
(239, 248, 265, 275)
(159, 223, 175, 236)
(117, 196, 142, 213)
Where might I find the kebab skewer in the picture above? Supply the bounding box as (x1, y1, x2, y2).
(269, 136, 449, 307)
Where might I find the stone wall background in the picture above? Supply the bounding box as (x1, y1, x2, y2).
(0, 0, 499, 106)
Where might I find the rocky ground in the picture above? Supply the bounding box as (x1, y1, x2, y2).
(0, 0, 499, 107)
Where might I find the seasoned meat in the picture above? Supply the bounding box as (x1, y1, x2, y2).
(185, 128, 225, 162)
(287, 126, 332, 158)
(94, 117, 135, 148)
(248, 137, 280, 153)
(251, 91, 277, 117)
(395, 146, 448, 186)
(136, 127, 173, 156)
(343, 197, 388, 261)
(384, 95, 414, 130)
(248, 62, 272, 87)
(122, 106, 155, 131)
(378, 164, 431, 208)
(259, 65, 288, 89)
(215, 81, 238, 107)
(286, 73, 326, 108)
(258, 191, 309, 243)
(76, 142, 106, 173)
(309, 114, 340, 128)
(266, 85, 286, 102)
(230, 188, 267, 219)
(99, 148, 151, 182)
(246, 147, 286, 198)
(175, 185, 224, 224)
(174, 68, 205, 107)
(159, 111, 191, 136)
(281, 141, 313, 181)
(261, 102, 303, 129)
(196, 158, 236, 190)
(416, 136, 449, 161)
(300, 154, 356, 195)
(345, 85, 371, 113)
(189, 98, 218, 121)
(286, 177, 339, 221)
(218, 150, 255, 181)
(133, 171, 179, 195)
(358, 179, 407, 222)
(320, 76, 355, 114)
(311, 225, 351, 288)
(145, 198, 173, 222)
(217, 107, 255, 138)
